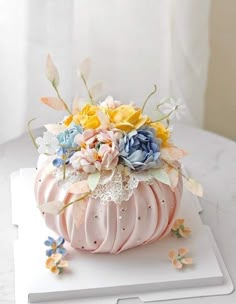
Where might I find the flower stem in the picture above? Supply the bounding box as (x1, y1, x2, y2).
(142, 84, 157, 112)
(62, 162, 66, 180)
(52, 84, 73, 115)
(153, 105, 178, 123)
(27, 118, 38, 149)
(59, 192, 90, 214)
(163, 160, 189, 181)
(80, 73, 95, 105)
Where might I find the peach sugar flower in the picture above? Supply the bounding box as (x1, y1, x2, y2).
(46, 253, 68, 274)
(168, 247, 193, 269)
(171, 218, 191, 238)
(70, 129, 120, 173)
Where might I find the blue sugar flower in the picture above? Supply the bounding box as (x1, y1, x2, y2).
(119, 127, 161, 170)
(57, 124, 82, 148)
(44, 236, 66, 257)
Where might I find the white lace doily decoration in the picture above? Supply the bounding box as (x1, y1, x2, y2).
(50, 163, 156, 205)
(91, 165, 154, 205)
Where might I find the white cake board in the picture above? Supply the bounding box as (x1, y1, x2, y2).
(12, 169, 234, 303)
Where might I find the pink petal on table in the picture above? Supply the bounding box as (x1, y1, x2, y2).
(173, 259, 183, 269)
(181, 258, 193, 265)
(168, 250, 177, 260)
(40, 97, 66, 111)
(178, 247, 189, 256)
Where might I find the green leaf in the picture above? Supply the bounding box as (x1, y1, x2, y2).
(149, 168, 171, 186)
(88, 171, 101, 191)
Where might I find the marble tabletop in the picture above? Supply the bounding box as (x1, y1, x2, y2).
(0, 123, 236, 304)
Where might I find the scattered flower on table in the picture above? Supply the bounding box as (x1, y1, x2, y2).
(168, 247, 193, 269)
(44, 236, 66, 257)
(46, 253, 69, 275)
(171, 218, 191, 238)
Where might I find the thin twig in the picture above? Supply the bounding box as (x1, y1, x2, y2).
(59, 192, 90, 214)
(81, 73, 95, 105)
(27, 118, 38, 149)
(142, 84, 157, 112)
(52, 84, 73, 115)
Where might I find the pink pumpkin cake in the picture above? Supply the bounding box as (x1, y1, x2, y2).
(32, 55, 201, 256)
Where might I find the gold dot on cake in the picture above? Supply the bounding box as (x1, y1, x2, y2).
(39, 179, 41, 182)
(94, 241, 97, 244)
(94, 215, 98, 219)
(138, 216, 141, 220)
(81, 246, 84, 249)
(121, 208, 125, 212)
(148, 205, 152, 209)
(122, 227, 126, 231)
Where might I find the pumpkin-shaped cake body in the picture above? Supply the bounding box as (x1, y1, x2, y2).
(35, 161, 182, 254)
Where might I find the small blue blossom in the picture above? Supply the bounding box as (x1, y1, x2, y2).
(44, 236, 66, 257)
(57, 124, 82, 148)
(118, 127, 161, 170)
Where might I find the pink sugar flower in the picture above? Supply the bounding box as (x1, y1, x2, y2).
(70, 129, 119, 173)
(100, 96, 121, 109)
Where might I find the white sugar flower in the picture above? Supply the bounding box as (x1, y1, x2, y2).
(159, 98, 187, 120)
(35, 131, 59, 155)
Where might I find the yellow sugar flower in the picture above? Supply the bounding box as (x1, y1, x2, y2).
(46, 253, 69, 275)
(63, 115, 73, 127)
(108, 105, 148, 132)
(72, 104, 101, 129)
(171, 218, 191, 238)
(148, 121, 170, 146)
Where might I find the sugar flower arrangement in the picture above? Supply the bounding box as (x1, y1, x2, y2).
(30, 55, 202, 215)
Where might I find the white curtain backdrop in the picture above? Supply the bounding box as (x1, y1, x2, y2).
(0, 0, 211, 144)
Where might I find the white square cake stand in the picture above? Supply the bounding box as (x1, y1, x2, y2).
(11, 169, 234, 303)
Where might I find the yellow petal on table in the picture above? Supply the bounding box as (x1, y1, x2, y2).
(172, 218, 184, 230)
(45, 257, 55, 269)
(50, 265, 59, 274)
